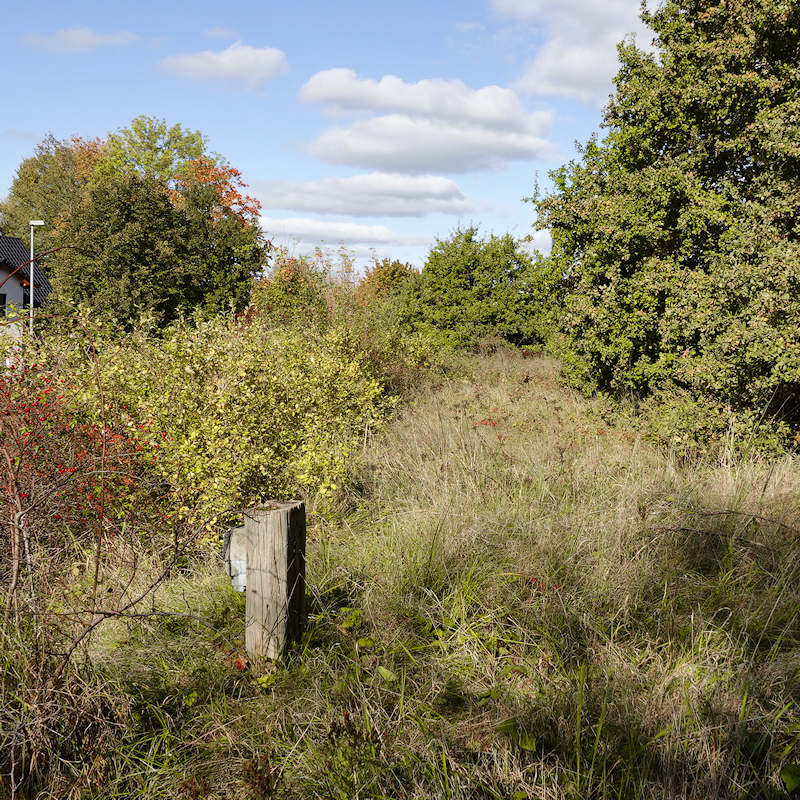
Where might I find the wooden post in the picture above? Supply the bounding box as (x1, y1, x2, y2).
(244, 501, 306, 660)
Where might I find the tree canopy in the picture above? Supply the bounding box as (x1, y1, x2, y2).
(536, 0, 800, 430)
(99, 115, 207, 182)
(413, 227, 540, 347)
(0, 135, 103, 253)
(0, 116, 268, 325)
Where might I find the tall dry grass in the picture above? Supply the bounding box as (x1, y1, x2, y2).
(3, 350, 799, 799)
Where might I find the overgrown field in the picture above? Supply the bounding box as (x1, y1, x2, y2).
(4, 351, 799, 799)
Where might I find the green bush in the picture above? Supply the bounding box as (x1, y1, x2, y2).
(536, 0, 800, 436)
(411, 227, 546, 348)
(43, 309, 389, 525)
(253, 247, 330, 325)
(355, 257, 418, 306)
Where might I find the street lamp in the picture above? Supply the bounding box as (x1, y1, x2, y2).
(29, 220, 44, 334)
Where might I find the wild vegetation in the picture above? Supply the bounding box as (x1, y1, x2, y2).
(3, 346, 800, 798)
(535, 0, 800, 446)
(2, 0, 800, 797)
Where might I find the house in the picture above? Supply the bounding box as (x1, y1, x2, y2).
(0, 235, 52, 326)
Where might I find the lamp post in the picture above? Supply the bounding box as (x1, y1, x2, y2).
(29, 220, 44, 335)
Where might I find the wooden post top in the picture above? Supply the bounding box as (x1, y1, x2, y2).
(244, 501, 304, 516)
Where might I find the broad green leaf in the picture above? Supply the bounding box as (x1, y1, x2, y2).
(376, 665, 397, 682)
(781, 765, 800, 794)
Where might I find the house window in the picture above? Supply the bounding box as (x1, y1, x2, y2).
(0, 293, 6, 316)
(22, 288, 30, 308)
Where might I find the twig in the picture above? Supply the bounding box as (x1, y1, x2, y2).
(52, 507, 243, 681)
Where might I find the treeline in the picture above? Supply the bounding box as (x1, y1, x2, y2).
(4, 0, 800, 454)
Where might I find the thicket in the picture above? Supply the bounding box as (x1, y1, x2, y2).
(407, 227, 549, 349)
(535, 0, 800, 446)
(0, 247, 440, 795)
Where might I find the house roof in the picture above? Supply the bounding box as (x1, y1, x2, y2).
(0, 235, 53, 305)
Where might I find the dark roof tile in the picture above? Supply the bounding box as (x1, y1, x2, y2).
(0, 235, 53, 305)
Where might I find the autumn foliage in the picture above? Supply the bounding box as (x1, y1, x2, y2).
(176, 156, 262, 225)
(0, 359, 170, 617)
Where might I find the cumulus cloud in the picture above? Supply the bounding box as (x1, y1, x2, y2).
(309, 114, 553, 174)
(260, 217, 423, 245)
(20, 27, 137, 53)
(492, 0, 652, 104)
(301, 68, 536, 131)
(160, 42, 288, 90)
(300, 68, 553, 173)
(527, 229, 553, 256)
(517, 33, 626, 104)
(256, 173, 474, 217)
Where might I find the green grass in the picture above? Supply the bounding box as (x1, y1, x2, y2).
(4, 351, 800, 798)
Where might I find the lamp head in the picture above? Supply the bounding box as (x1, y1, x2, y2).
(29, 220, 45, 227)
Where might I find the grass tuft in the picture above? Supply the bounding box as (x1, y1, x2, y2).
(4, 351, 800, 798)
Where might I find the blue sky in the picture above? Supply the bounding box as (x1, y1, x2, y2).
(1, 0, 650, 268)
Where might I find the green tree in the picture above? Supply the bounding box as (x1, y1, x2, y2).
(414, 227, 540, 347)
(2, 117, 266, 323)
(536, 0, 800, 430)
(177, 180, 266, 314)
(0, 135, 102, 253)
(49, 171, 266, 325)
(99, 115, 207, 182)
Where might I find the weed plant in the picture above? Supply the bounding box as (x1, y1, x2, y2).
(3, 351, 800, 798)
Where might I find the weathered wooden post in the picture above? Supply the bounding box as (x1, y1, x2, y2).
(243, 501, 306, 660)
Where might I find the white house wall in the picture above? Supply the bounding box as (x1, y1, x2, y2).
(0, 266, 26, 314)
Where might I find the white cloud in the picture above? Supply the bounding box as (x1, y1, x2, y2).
(260, 217, 423, 245)
(301, 68, 536, 131)
(493, 0, 639, 29)
(527, 229, 552, 256)
(492, 0, 652, 105)
(309, 114, 553, 174)
(256, 173, 474, 217)
(301, 68, 554, 173)
(516, 33, 625, 104)
(160, 42, 288, 90)
(20, 27, 137, 53)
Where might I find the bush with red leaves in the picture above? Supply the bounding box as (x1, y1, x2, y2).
(1, 359, 169, 614)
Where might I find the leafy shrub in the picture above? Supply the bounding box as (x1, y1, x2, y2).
(253, 247, 329, 325)
(411, 227, 544, 348)
(535, 1, 800, 437)
(355, 257, 418, 306)
(42, 309, 389, 525)
(635, 391, 793, 460)
(0, 358, 168, 610)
